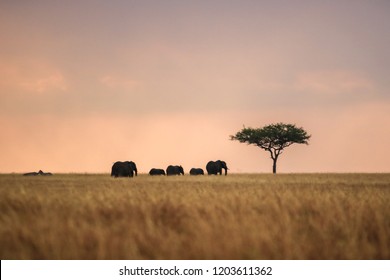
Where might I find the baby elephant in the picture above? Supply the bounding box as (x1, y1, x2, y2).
(149, 168, 166, 176)
(190, 168, 204, 175)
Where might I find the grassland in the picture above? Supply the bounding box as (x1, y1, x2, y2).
(0, 173, 389, 259)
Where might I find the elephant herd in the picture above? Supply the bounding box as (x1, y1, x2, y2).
(111, 160, 228, 178)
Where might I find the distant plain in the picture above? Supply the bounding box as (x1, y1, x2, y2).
(0, 173, 389, 259)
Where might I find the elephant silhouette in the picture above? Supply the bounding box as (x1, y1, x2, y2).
(149, 168, 166, 176)
(190, 168, 204, 175)
(166, 165, 184, 176)
(23, 170, 53, 176)
(206, 160, 228, 175)
(111, 161, 137, 178)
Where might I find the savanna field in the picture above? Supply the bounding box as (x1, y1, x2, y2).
(0, 173, 389, 260)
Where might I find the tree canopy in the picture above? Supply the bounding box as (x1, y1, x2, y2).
(230, 123, 311, 173)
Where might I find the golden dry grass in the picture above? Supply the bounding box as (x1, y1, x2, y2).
(0, 173, 389, 259)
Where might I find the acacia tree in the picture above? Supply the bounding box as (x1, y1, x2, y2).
(230, 123, 311, 173)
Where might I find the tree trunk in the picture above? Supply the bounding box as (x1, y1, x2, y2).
(269, 149, 279, 174)
(272, 158, 277, 174)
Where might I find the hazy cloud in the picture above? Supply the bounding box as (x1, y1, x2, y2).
(294, 70, 374, 96)
(0, 59, 67, 94)
(100, 75, 140, 91)
(21, 71, 67, 93)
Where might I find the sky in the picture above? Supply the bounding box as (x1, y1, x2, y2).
(1, 0, 390, 173)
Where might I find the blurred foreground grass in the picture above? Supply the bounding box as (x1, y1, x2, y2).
(0, 173, 389, 259)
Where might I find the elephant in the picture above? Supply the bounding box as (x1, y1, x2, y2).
(190, 168, 204, 175)
(23, 170, 52, 176)
(206, 160, 228, 175)
(111, 161, 137, 178)
(166, 165, 184, 176)
(149, 168, 166, 176)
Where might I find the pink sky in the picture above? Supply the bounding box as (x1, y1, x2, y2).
(1, 0, 390, 173)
